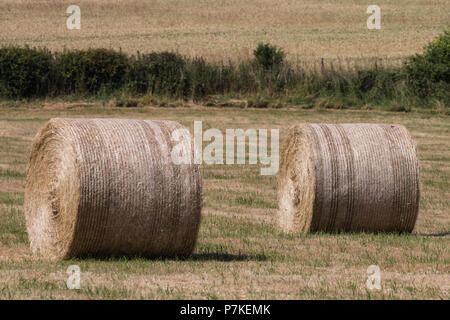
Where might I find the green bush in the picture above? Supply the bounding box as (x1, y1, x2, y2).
(187, 58, 238, 100)
(128, 52, 189, 97)
(0, 46, 54, 98)
(55, 48, 129, 94)
(354, 70, 377, 93)
(253, 43, 285, 70)
(404, 28, 450, 99)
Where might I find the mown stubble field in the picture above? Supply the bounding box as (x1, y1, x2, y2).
(0, 103, 448, 299)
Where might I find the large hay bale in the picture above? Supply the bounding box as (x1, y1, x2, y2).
(25, 118, 202, 260)
(278, 123, 420, 233)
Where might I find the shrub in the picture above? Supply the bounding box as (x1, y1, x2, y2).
(404, 28, 450, 99)
(253, 43, 285, 69)
(128, 52, 189, 97)
(187, 58, 237, 100)
(0, 46, 54, 98)
(55, 48, 129, 94)
(354, 70, 377, 93)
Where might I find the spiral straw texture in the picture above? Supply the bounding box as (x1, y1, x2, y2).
(278, 123, 420, 233)
(25, 118, 202, 260)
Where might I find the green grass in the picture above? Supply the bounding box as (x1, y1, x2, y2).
(204, 189, 276, 209)
(0, 136, 28, 154)
(0, 206, 27, 246)
(0, 191, 24, 206)
(0, 168, 25, 179)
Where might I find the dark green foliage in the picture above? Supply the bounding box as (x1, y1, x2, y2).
(253, 43, 285, 69)
(128, 52, 189, 97)
(355, 70, 378, 93)
(353, 69, 402, 100)
(0, 47, 54, 98)
(186, 58, 222, 101)
(404, 28, 450, 100)
(55, 48, 129, 94)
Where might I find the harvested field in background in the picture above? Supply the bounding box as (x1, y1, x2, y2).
(0, 103, 448, 299)
(0, 0, 449, 66)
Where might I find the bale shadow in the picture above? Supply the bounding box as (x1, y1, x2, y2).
(189, 252, 268, 262)
(417, 231, 450, 237)
(70, 252, 269, 262)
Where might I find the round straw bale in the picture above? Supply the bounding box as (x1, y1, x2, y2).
(25, 118, 202, 260)
(278, 123, 420, 233)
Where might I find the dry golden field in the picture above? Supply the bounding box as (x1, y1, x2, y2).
(0, 0, 449, 65)
(0, 103, 448, 299)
